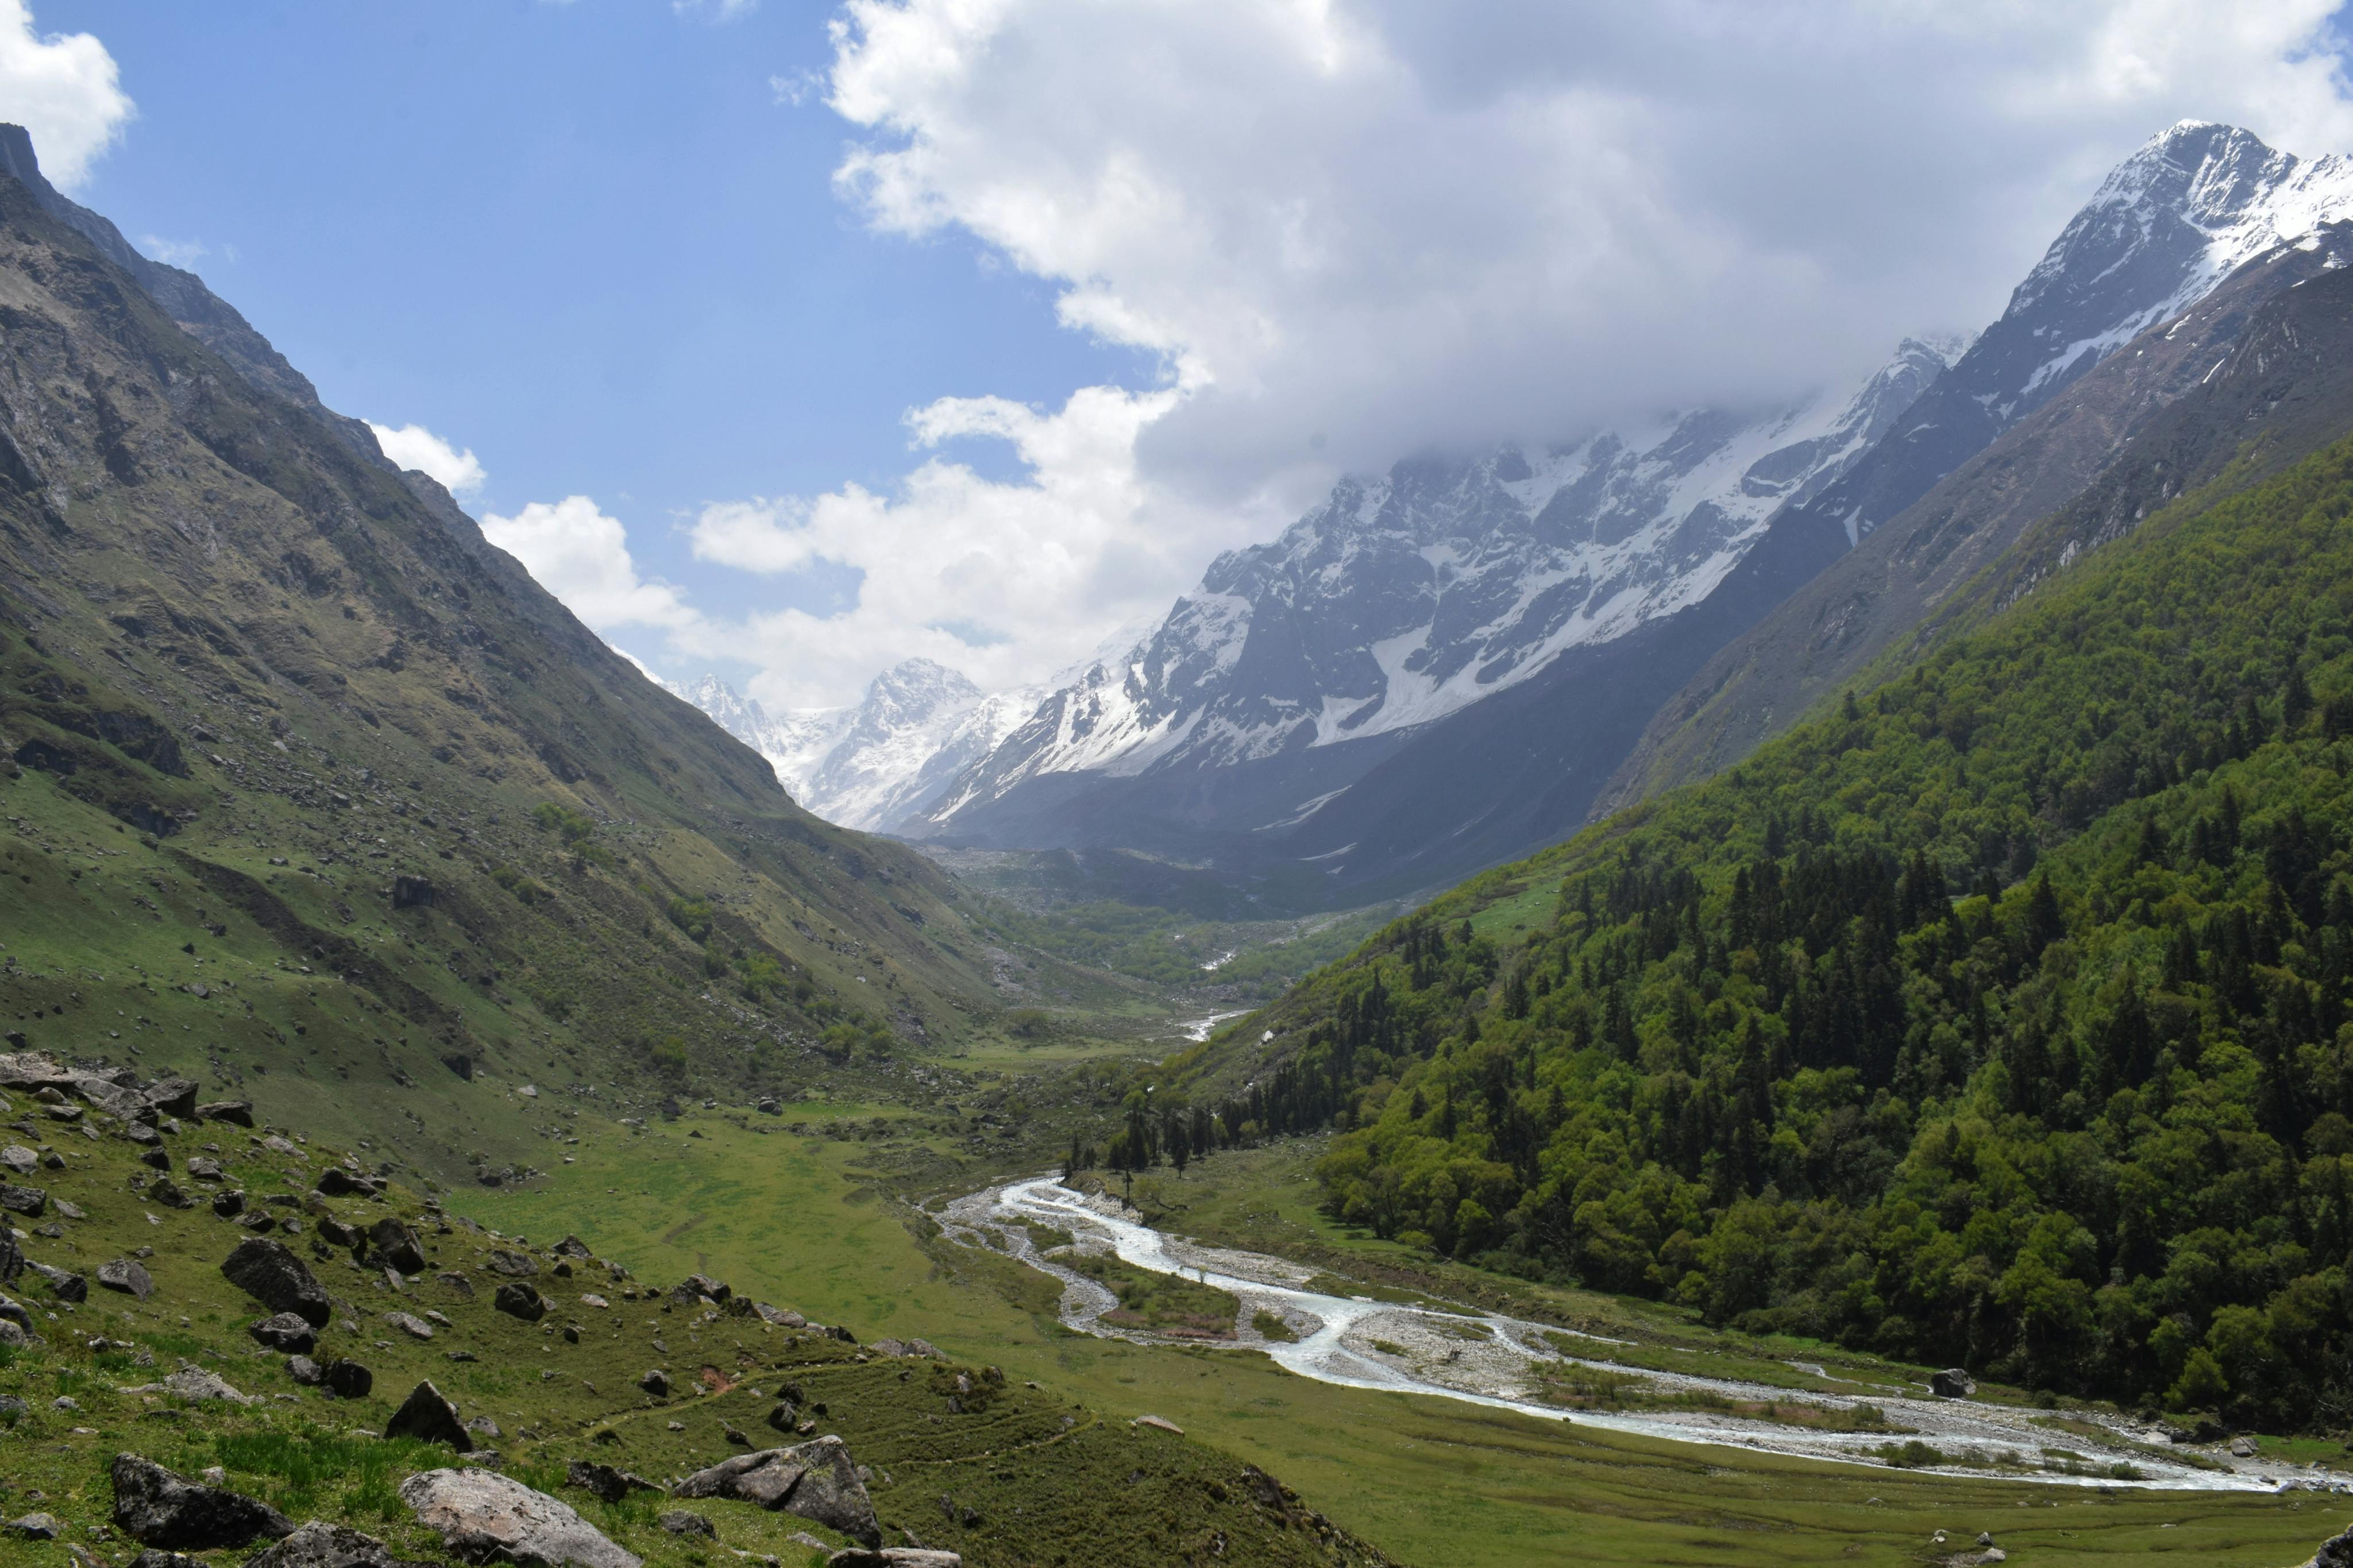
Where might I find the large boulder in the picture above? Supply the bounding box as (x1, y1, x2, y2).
(220, 1240, 330, 1327)
(197, 1100, 254, 1127)
(1928, 1368, 1976, 1399)
(365, 1219, 426, 1275)
(826, 1552, 962, 1567)
(245, 1520, 438, 1568)
(384, 1381, 472, 1450)
(670, 1437, 880, 1548)
(97, 1258, 156, 1301)
(110, 1454, 294, 1549)
(27, 1260, 86, 1301)
(398, 1469, 641, 1568)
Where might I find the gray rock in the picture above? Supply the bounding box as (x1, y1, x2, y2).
(197, 1101, 254, 1127)
(1928, 1368, 1976, 1399)
(187, 1157, 225, 1183)
(637, 1368, 669, 1397)
(656, 1512, 713, 1538)
(385, 1312, 435, 1341)
(244, 1519, 438, 1568)
(826, 1552, 962, 1567)
(120, 1367, 259, 1406)
(221, 1239, 330, 1327)
(149, 1176, 196, 1210)
(0, 1145, 34, 1175)
(486, 1250, 539, 1278)
(8, 1512, 61, 1539)
(384, 1380, 472, 1451)
(551, 1235, 593, 1260)
(110, 1454, 294, 1548)
(868, 1338, 943, 1361)
(250, 1313, 318, 1353)
(0, 1181, 47, 1215)
(670, 1437, 881, 1548)
(669, 1273, 729, 1304)
(323, 1360, 374, 1400)
(213, 1189, 247, 1218)
(466, 1416, 502, 1439)
(398, 1467, 642, 1568)
(98, 1257, 156, 1301)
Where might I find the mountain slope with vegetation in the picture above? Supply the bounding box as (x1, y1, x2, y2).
(1150, 405, 2353, 1433)
(0, 148, 1096, 1188)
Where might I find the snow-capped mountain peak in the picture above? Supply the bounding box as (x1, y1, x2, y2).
(665, 659, 1031, 832)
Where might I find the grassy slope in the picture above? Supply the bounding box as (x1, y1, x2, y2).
(0, 172, 1163, 1186)
(0, 1092, 1397, 1568)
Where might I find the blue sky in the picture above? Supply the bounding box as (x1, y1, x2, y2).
(42, 0, 1148, 633)
(14, 1, 2353, 710)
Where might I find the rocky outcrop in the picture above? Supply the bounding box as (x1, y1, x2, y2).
(398, 1469, 641, 1568)
(110, 1455, 293, 1549)
(1928, 1369, 1976, 1399)
(672, 1437, 881, 1548)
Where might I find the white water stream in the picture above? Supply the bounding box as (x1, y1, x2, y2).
(942, 1175, 2339, 1495)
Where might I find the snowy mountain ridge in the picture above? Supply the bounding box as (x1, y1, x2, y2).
(915, 334, 1961, 825)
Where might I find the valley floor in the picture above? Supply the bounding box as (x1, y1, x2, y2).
(457, 1110, 2352, 1567)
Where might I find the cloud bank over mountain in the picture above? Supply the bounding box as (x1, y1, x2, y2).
(495, 0, 2353, 709)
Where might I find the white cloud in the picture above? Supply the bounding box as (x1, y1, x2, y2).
(367, 421, 488, 497)
(136, 234, 205, 268)
(481, 496, 700, 633)
(827, 0, 2353, 488)
(0, 0, 132, 190)
(685, 382, 1259, 706)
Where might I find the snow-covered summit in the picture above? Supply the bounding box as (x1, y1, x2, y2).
(666, 660, 1028, 832)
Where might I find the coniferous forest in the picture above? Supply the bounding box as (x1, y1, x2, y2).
(1140, 431, 2353, 1431)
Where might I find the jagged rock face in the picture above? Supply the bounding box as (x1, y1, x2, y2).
(670, 1436, 882, 1548)
(920, 341, 1953, 828)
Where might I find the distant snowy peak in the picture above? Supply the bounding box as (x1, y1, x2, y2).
(917, 333, 1959, 823)
(669, 659, 1020, 832)
(1999, 121, 2353, 411)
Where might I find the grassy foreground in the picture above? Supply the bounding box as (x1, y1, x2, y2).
(464, 1109, 2347, 1567)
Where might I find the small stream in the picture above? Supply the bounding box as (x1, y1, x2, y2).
(941, 1175, 2333, 1494)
